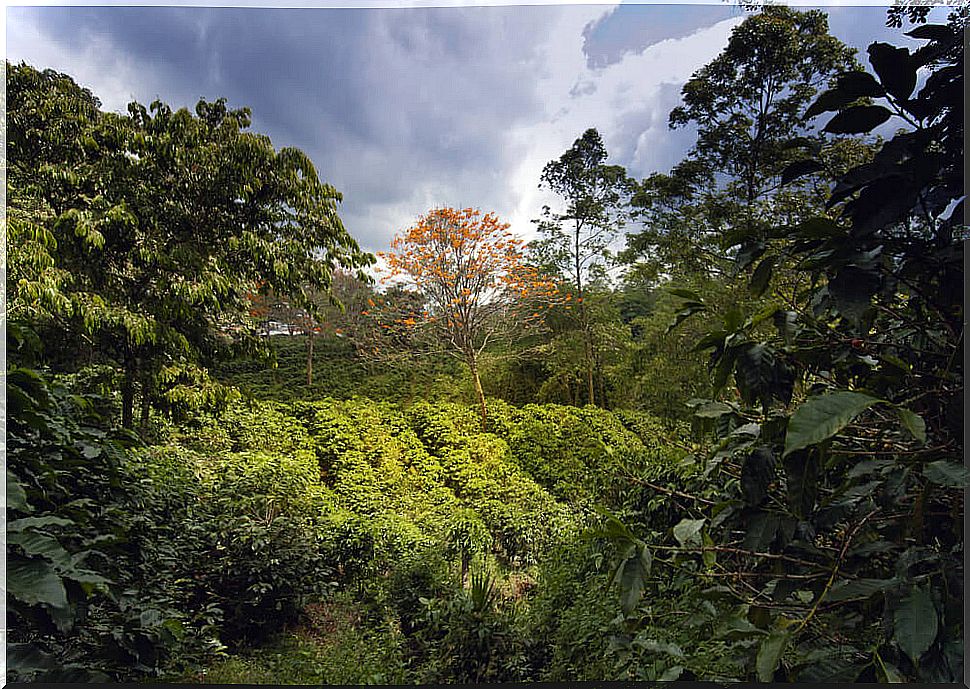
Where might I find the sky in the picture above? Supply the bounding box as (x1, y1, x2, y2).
(5, 2, 945, 256)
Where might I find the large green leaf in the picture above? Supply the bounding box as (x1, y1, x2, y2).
(756, 629, 791, 682)
(8, 643, 59, 675)
(780, 159, 824, 186)
(782, 450, 820, 518)
(826, 577, 898, 603)
(7, 558, 69, 609)
(923, 460, 970, 488)
(868, 42, 917, 101)
(618, 543, 652, 615)
(804, 71, 885, 119)
(905, 24, 953, 41)
(783, 391, 882, 457)
(9, 516, 74, 530)
(895, 407, 926, 444)
(875, 653, 907, 683)
(672, 518, 706, 546)
(743, 511, 780, 552)
(741, 447, 775, 506)
(796, 655, 865, 682)
(7, 471, 31, 512)
(823, 105, 893, 134)
(749, 256, 775, 297)
(893, 584, 938, 663)
(7, 531, 73, 568)
(693, 401, 736, 418)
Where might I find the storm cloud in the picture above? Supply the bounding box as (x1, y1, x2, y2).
(7, 3, 914, 254)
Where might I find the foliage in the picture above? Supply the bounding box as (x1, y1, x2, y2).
(534, 128, 631, 406)
(8, 62, 371, 429)
(7, 329, 216, 681)
(626, 7, 863, 283)
(651, 19, 964, 682)
(379, 206, 557, 427)
(8, 9, 964, 685)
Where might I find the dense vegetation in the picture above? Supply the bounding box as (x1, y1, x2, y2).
(7, 6, 964, 684)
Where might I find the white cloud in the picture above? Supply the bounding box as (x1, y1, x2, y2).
(7, 5, 740, 256)
(8, 11, 151, 113)
(500, 12, 742, 243)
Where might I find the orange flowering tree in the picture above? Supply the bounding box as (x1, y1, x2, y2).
(379, 207, 557, 427)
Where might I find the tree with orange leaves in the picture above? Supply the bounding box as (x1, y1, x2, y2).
(379, 207, 557, 428)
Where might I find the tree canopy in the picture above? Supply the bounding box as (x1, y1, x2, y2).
(8, 62, 373, 427)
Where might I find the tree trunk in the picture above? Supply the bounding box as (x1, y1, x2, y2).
(575, 221, 596, 407)
(139, 368, 152, 434)
(306, 330, 314, 387)
(596, 353, 608, 410)
(469, 356, 487, 431)
(122, 358, 136, 429)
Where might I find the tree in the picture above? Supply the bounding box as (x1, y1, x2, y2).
(8, 63, 373, 428)
(626, 7, 863, 286)
(535, 128, 631, 406)
(669, 6, 858, 215)
(379, 207, 555, 428)
(649, 19, 964, 681)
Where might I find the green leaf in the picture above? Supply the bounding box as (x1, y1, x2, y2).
(904, 24, 953, 41)
(666, 302, 707, 334)
(923, 460, 970, 488)
(741, 447, 775, 506)
(634, 638, 684, 657)
(783, 450, 820, 518)
(796, 655, 865, 682)
(868, 42, 917, 100)
(793, 217, 844, 239)
(749, 256, 775, 296)
(823, 105, 893, 134)
(875, 653, 906, 682)
(783, 391, 882, 457)
(7, 532, 73, 568)
(743, 511, 780, 552)
(668, 288, 702, 301)
(826, 577, 897, 603)
(756, 629, 791, 682)
(894, 407, 926, 444)
(693, 401, 735, 419)
(735, 343, 775, 407)
(8, 643, 59, 674)
(692, 330, 728, 352)
(9, 516, 74, 531)
(7, 558, 69, 609)
(618, 543, 652, 615)
(7, 471, 31, 512)
(804, 72, 885, 119)
(780, 159, 824, 186)
(828, 266, 880, 326)
(893, 584, 938, 664)
(773, 310, 798, 345)
(702, 531, 716, 569)
(672, 518, 706, 546)
(715, 614, 768, 640)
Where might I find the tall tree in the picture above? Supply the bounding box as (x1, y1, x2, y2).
(626, 7, 862, 284)
(8, 63, 373, 428)
(379, 207, 555, 428)
(535, 128, 630, 406)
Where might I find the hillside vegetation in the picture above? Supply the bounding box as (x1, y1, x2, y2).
(8, 7, 964, 684)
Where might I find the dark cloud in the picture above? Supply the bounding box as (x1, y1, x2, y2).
(11, 6, 564, 250)
(582, 3, 740, 70)
(9, 4, 912, 253)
